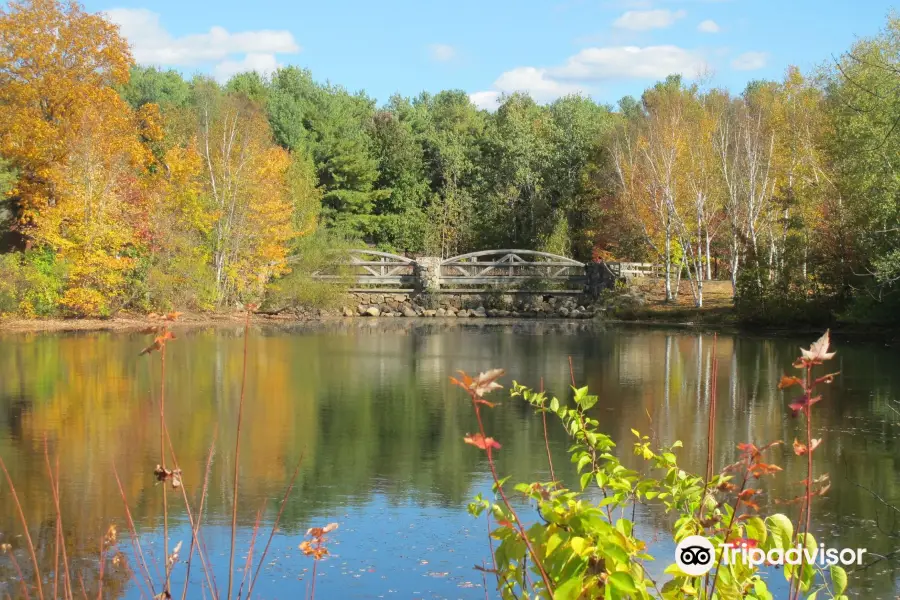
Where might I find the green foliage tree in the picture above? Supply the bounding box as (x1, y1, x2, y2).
(119, 66, 191, 110)
(825, 15, 900, 323)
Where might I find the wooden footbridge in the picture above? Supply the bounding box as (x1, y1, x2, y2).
(309, 249, 662, 293)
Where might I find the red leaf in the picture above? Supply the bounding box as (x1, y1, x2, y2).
(738, 489, 759, 500)
(778, 375, 803, 390)
(792, 438, 822, 455)
(789, 394, 822, 416)
(139, 340, 162, 356)
(737, 443, 759, 456)
(464, 433, 501, 451)
(814, 372, 840, 386)
(750, 462, 782, 478)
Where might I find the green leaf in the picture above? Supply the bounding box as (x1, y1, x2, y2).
(550, 397, 560, 412)
(608, 571, 638, 594)
(766, 514, 794, 551)
(570, 536, 588, 556)
(554, 576, 584, 600)
(545, 532, 563, 557)
(577, 454, 592, 472)
(744, 516, 767, 545)
(580, 472, 593, 490)
(830, 565, 848, 596)
(579, 394, 598, 411)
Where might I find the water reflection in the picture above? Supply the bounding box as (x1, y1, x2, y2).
(0, 322, 899, 598)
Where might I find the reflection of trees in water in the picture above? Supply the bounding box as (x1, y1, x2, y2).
(1, 325, 900, 595)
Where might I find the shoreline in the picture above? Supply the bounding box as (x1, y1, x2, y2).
(1, 311, 898, 343)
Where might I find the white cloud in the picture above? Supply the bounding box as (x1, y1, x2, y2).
(428, 43, 457, 62)
(469, 91, 502, 111)
(470, 44, 707, 109)
(102, 7, 300, 68)
(494, 67, 587, 101)
(613, 9, 687, 31)
(550, 45, 707, 81)
(697, 19, 721, 33)
(213, 53, 280, 82)
(469, 67, 586, 111)
(731, 51, 768, 71)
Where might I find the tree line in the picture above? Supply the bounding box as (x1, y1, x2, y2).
(1, 0, 898, 325)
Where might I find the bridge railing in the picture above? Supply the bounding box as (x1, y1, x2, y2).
(607, 262, 673, 278)
(310, 250, 669, 291)
(439, 250, 585, 288)
(310, 250, 418, 288)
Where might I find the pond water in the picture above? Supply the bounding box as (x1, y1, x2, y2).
(0, 321, 898, 598)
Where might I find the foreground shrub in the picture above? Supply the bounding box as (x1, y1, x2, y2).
(457, 332, 849, 600)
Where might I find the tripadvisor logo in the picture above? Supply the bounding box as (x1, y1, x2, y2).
(675, 536, 866, 576)
(675, 536, 716, 576)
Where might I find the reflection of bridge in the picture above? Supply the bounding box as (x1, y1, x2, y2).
(310, 249, 662, 293)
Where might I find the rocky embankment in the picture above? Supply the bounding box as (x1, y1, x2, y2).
(338, 291, 647, 319)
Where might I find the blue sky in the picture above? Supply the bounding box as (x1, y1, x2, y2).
(89, 0, 897, 109)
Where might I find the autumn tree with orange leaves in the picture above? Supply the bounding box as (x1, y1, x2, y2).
(0, 0, 152, 314)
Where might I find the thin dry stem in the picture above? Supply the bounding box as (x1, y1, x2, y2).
(470, 394, 554, 594)
(96, 533, 105, 600)
(308, 558, 319, 600)
(0, 456, 44, 600)
(237, 509, 262, 600)
(161, 423, 217, 600)
(246, 453, 306, 600)
(181, 431, 218, 600)
(707, 461, 750, 598)
(538, 378, 556, 483)
(226, 308, 252, 600)
(791, 363, 816, 600)
(45, 437, 72, 600)
(6, 547, 31, 600)
(159, 342, 171, 594)
(113, 465, 156, 597)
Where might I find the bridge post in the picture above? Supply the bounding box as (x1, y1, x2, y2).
(585, 261, 619, 300)
(415, 257, 442, 294)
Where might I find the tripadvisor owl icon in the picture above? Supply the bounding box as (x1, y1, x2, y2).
(675, 536, 716, 576)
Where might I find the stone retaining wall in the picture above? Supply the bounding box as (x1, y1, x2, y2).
(342, 291, 601, 319)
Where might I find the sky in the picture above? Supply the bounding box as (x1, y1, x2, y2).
(87, 0, 898, 110)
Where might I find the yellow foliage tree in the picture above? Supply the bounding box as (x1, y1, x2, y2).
(35, 91, 154, 314)
(142, 143, 218, 310)
(193, 84, 297, 305)
(0, 0, 133, 222)
(0, 0, 155, 315)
